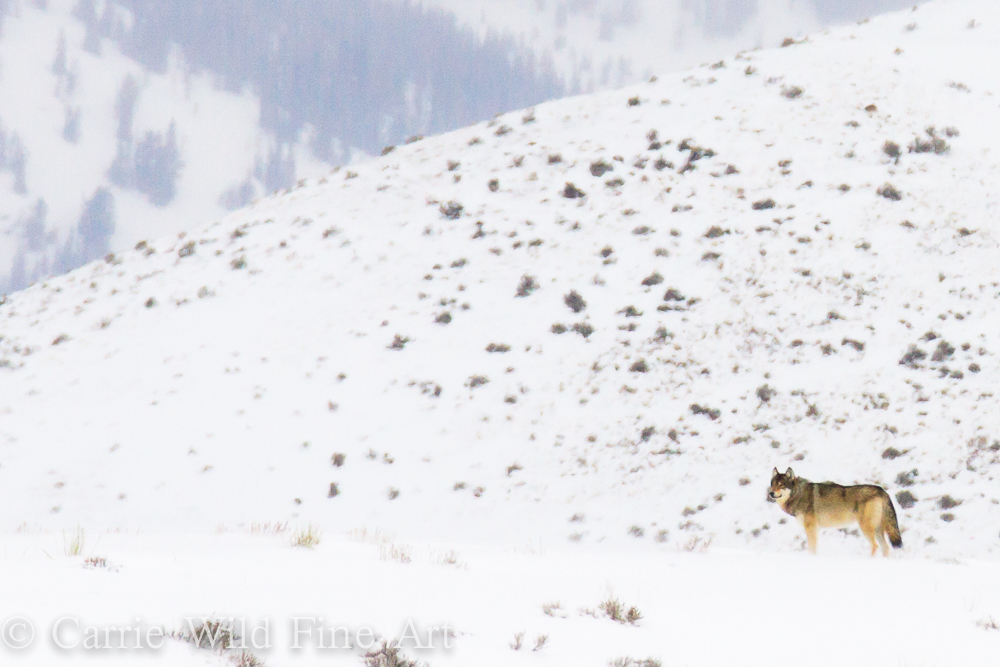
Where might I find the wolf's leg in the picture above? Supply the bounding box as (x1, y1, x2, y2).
(858, 516, 878, 557)
(869, 503, 889, 556)
(875, 530, 889, 557)
(804, 518, 818, 554)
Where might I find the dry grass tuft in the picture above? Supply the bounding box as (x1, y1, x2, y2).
(363, 638, 418, 666)
(290, 524, 321, 548)
(229, 650, 267, 666)
(542, 601, 566, 618)
(610, 658, 661, 667)
(180, 618, 240, 650)
(64, 527, 85, 556)
(380, 543, 412, 564)
(349, 526, 392, 545)
(599, 594, 643, 625)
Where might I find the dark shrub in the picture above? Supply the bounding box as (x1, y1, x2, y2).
(899, 345, 926, 368)
(910, 127, 949, 155)
(590, 160, 614, 177)
(938, 495, 962, 510)
(516, 275, 539, 297)
(440, 201, 463, 219)
(931, 340, 955, 362)
(690, 404, 721, 420)
(641, 272, 664, 286)
(663, 288, 685, 302)
(883, 141, 901, 160)
(877, 183, 902, 201)
(842, 338, 865, 352)
(630, 359, 649, 373)
(895, 490, 917, 509)
(564, 290, 586, 313)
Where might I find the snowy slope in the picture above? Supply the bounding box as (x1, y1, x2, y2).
(0, 0, 336, 289)
(428, 0, 817, 90)
(2, 1, 1000, 664)
(425, 0, 921, 91)
(2, 0, 997, 551)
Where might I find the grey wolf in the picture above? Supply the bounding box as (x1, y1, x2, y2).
(767, 467, 902, 556)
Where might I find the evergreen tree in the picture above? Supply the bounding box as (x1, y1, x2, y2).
(77, 187, 115, 262)
(134, 121, 182, 207)
(113, 0, 564, 160)
(53, 30, 67, 75)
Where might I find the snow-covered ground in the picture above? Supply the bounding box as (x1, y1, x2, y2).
(2, 0, 1000, 663)
(3, 531, 1000, 666)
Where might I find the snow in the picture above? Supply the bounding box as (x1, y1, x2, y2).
(0, 0, 313, 277)
(1, 0, 1000, 663)
(2, 533, 1000, 665)
(424, 0, 909, 90)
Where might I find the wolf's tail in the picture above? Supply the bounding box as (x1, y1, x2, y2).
(883, 492, 903, 549)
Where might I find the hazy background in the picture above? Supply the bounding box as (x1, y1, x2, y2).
(427, 0, 925, 90)
(0, 0, 923, 293)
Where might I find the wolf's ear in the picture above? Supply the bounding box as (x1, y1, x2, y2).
(772, 467, 779, 478)
(785, 467, 795, 479)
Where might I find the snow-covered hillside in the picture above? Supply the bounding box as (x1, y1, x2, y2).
(427, 0, 924, 90)
(0, 0, 561, 294)
(2, 1, 1000, 664)
(0, 1, 291, 283)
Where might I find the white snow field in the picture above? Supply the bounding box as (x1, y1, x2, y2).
(2, 0, 1000, 664)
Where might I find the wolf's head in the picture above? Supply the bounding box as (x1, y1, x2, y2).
(767, 467, 796, 503)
